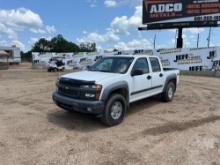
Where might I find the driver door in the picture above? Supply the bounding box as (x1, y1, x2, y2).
(130, 58, 152, 103)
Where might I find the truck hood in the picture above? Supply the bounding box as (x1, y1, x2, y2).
(62, 71, 122, 84)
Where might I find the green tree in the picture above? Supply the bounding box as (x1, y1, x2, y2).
(32, 38, 51, 52)
(79, 42, 97, 52)
(21, 51, 32, 62)
(25, 34, 97, 61)
(50, 34, 80, 53)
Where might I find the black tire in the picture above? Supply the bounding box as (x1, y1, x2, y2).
(161, 82, 176, 102)
(101, 94, 127, 126)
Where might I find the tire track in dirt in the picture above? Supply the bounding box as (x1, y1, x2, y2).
(126, 115, 220, 142)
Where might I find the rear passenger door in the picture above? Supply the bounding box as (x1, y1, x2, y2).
(149, 57, 165, 93)
(130, 58, 152, 102)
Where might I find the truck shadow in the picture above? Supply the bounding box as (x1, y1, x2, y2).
(127, 97, 161, 116)
(47, 110, 106, 132)
(47, 97, 160, 132)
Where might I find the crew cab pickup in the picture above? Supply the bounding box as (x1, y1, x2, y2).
(52, 55, 180, 126)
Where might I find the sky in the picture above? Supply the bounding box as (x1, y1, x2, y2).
(0, 0, 220, 51)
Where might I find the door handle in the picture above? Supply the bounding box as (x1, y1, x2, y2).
(159, 73, 163, 77)
(147, 75, 152, 80)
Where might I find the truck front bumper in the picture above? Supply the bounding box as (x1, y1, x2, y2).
(52, 92, 104, 115)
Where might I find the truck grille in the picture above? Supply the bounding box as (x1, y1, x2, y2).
(58, 85, 79, 98)
(57, 78, 96, 99)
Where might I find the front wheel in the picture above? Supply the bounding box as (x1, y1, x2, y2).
(161, 82, 175, 102)
(101, 94, 127, 126)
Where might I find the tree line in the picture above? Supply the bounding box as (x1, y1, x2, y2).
(21, 34, 97, 62)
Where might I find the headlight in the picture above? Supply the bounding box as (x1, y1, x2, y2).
(80, 84, 102, 90)
(80, 85, 95, 89)
(80, 84, 102, 100)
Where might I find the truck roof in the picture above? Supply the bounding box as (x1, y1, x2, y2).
(103, 54, 155, 59)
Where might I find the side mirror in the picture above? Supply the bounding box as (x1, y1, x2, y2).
(131, 69, 144, 76)
(87, 65, 94, 71)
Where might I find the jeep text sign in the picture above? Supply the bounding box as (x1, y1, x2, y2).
(143, 0, 220, 29)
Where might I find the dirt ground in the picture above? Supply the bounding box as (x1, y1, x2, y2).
(0, 68, 220, 165)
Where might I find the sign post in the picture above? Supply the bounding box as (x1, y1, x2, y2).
(177, 28, 183, 48)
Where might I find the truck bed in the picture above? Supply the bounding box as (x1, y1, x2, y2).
(163, 68, 179, 71)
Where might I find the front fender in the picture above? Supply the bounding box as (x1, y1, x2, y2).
(101, 81, 129, 102)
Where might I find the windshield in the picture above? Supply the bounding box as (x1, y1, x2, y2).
(89, 57, 134, 74)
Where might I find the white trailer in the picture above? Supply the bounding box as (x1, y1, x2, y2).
(32, 52, 102, 70)
(32, 47, 220, 71)
(0, 46, 21, 64)
(102, 47, 220, 71)
(154, 47, 220, 71)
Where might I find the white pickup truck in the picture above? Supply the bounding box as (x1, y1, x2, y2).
(53, 55, 180, 126)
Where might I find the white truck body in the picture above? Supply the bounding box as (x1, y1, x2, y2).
(53, 55, 180, 126)
(63, 55, 179, 103)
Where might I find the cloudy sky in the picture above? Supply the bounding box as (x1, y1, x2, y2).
(0, 0, 220, 51)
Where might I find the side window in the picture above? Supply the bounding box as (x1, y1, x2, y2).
(132, 58, 149, 74)
(150, 57, 161, 72)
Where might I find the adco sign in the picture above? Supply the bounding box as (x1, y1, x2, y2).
(143, 0, 220, 29)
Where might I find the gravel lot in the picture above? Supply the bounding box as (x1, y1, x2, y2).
(0, 68, 220, 165)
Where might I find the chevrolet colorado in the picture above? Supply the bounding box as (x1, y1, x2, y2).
(53, 55, 180, 126)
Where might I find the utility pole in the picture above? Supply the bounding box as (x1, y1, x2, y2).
(207, 27, 212, 48)
(197, 33, 200, 48)
(153, 33, 157, 49)
(174, 29, 178, 48)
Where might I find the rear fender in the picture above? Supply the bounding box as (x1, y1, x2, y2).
(162, 74, 177, 92)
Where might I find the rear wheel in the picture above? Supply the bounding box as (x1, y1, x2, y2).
(161, 82, 175, 102)
(101, 94, 127, 126)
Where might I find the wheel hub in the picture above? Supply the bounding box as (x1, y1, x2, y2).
(111, 101, 123, 120)
(168, 87, 173, 99)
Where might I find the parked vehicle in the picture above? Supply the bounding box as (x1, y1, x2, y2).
(52, 55, 180, 126)
(48, 58, 65, 72)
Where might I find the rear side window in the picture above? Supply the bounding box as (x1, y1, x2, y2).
(132, 58, 149, 74)
(150, 57, 161, 72)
